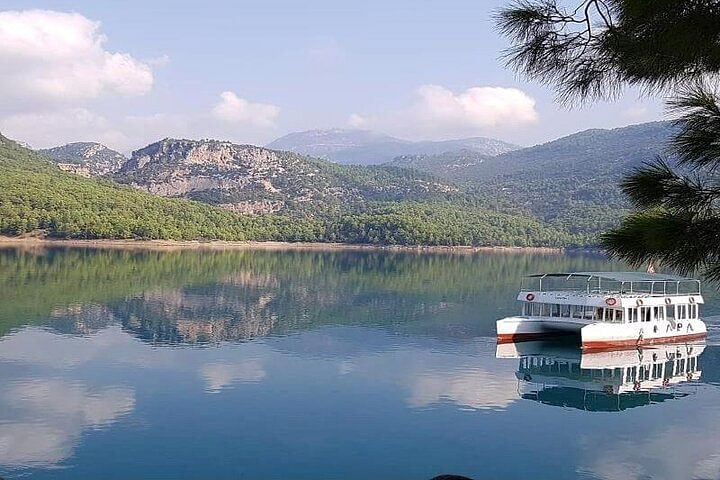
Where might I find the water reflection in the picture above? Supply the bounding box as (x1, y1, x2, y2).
(0, 377, 134, 469)
(1, 247, 658, 343)
(497, 341, 705, 411)
(200, 360, 266, 393)
(1, 247, 719, 479)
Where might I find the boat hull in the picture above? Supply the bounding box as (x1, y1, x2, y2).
(581, 319, 707, 351)
(496, 316, 588, 343)
(497, 316, 708, 350)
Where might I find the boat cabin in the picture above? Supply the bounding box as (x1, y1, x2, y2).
(518, 272, 703, 325)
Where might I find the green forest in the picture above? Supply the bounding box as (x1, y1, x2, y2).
(0, 134, 577, 247)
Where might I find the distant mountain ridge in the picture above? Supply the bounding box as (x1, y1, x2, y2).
(266, 128, 518, 165)
(39, 142, 126, 177)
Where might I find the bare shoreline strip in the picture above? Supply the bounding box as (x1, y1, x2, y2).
(0, 236, 567, 254)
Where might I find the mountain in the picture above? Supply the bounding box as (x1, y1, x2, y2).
(266, 128, 518, 165)
(387, 121, 677, 235)
(0, 133, 320, 241)
(39, 142, 127, 177)
(114, 138, 459, 215)
(0, 133, 574, 247)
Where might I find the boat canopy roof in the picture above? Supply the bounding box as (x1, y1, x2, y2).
(522, 271, 701, 296)
(526, 272, 695, 283)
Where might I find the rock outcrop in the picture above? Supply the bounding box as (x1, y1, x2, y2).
(113, 138, 457, 215)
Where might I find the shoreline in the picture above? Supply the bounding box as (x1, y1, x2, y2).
(0, 236, 572, 254)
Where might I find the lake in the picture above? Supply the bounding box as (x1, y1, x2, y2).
(1, 247, 719, 480)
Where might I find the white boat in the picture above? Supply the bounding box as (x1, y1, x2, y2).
(496, 272, 708, 350)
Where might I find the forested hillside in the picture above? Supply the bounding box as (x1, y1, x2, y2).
(0, 134, 574, 246)
(387, 122, 676, 235)
(0, 134, 323, 241)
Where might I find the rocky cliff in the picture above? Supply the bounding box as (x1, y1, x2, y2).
(114, 138, 458, 215)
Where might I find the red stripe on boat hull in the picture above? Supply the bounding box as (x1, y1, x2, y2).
(582, 332, 707, 352)
(496, 331, 576, 344)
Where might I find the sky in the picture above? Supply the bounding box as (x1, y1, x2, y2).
(0, 0, 665, 153)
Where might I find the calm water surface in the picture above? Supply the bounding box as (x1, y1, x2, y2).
(0, 248, 719, 479)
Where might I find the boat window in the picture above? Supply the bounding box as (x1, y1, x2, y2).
(594, 307, 604, 321)
(528, 302, 542, 316)
(584, 305, 595, 319)
(641, 306, 651, 322)
(653, 306, 665, 321)
(552, 304, 561, 317)
(559, 304, 570, 317)
(571, 305, 583, 319)
(628, 308, 638, 323)
(690, 304, 698, 319)
(678, 305, 687, 320)
(667, 305, 675, 320)
(542, 303, 551, 316)
(615, 309, 624, 323)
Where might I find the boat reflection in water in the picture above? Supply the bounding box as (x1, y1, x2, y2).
(496, 340, 705, 411)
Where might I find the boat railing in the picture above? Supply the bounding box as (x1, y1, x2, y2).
(521, 277, 701, 297)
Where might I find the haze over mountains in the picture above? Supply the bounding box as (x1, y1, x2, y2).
(266, 129, 519, 165)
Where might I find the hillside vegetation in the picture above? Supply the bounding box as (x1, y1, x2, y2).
(0, 135, 323, 241)
(0, 134, 574, 246)
(387, 122, 676, 235)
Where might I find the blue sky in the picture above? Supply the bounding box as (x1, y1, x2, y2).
(0, 0, 664, 152)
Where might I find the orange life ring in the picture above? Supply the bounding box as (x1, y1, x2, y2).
(689, 297, 696, 304)
(605, 297, 617, 306)
(665, 298, 672, 305)
(636, 299, 644, 306)
(526, 293, 535, 301)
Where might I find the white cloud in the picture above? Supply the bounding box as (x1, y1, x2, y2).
(415, 85, 537, 128)
(355, 84, 538, 140)
(0, 10, 153, 110)
(347, 113, 368, 128)
(211, 91, 280, 128)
